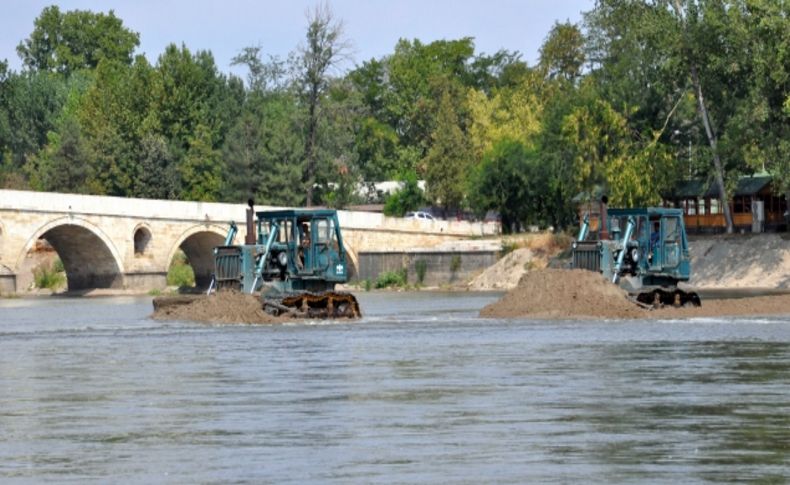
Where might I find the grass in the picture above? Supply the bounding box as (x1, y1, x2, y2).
(499, 241, 519, 258)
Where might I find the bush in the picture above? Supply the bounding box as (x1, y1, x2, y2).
(33, 260, 66, 289)
(167, 251, 195, 287)
(450, 255, 462, 273)
(383, 170, 424, 217)
(415, 260, 427, 284)
(375, 268, 408, 288)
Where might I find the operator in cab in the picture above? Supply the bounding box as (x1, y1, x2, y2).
(649, 221, 660, 263)
(297, 222, 310, 269)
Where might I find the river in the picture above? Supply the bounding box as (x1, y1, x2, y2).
(1, 292, 789, 483)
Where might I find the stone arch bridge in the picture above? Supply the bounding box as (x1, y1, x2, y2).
(0, 190, 499, 293)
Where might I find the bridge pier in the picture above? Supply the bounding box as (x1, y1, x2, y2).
(124, 271, 168, 290)
(0, 274, 15, 294)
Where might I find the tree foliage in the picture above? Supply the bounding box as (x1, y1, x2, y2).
(0, 2, 787, 233)
(468, 139, 546, 232)
(17, 6, 140, 75)
(383, 170, 424, 217)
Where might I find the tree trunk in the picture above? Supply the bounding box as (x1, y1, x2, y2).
(689, 64, 734, 233)
(304, 87, 318, 207)
(671, 0, 734, 234)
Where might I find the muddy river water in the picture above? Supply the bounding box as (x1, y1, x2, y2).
(1, 292, 790, 483)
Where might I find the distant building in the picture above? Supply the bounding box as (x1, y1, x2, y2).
(662, 173, 787, 233)
(573, 174, 788, 233)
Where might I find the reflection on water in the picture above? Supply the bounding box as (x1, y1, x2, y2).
(0, 293, 789, 482)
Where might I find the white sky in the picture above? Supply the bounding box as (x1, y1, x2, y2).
(2, 0, 593, 77)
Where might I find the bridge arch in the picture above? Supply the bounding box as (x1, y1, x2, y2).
(16, 217, 125, 291)
(133, 223, 153, 256)
(167, 224, 228, 288)
(344, 244, 359, 279)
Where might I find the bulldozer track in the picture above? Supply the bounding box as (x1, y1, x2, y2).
(633, 288, 701, 309)
(263, 291, 361, 319)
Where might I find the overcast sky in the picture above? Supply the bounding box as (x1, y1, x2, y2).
(2, 0, 593, 77)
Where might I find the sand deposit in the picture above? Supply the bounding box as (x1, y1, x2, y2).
(467, 248, 537, 290)
(152, 292, 288, 324)
(481, 268, 790, 320)
(469, 233, 569, 291)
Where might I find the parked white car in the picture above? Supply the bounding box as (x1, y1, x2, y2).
(405, 211, 435, 221)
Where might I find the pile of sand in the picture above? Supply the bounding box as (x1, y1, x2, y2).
(152, 292, 287, 324)
(469, 233, 571, 291)
(481, 268, 790, 320)
(480, 268, 644, 319)
(467, 248, 536, 290)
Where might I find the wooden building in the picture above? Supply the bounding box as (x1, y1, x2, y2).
(662, 174, 787, 233)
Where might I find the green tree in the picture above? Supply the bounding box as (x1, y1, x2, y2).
(0, 69, 71, 175)
(723, 1, 790, 201)
(222, 91, 305, 206)
(77, 57, 156, 195)
(180, 124, 222, 201)
(383, 169, 424, 216)
(422, 88, 472, 213)
(134, 133, 179, 199)
(17, 6, 140, 76)
(468, 139, 545, 232)
(539, 21, 585, 82)
(27, 116, 92, 193)
(297, 3, 351, 206)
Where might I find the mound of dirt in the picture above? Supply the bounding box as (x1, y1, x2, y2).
(468, 233, 571, 291)
(152, 292, 287, 324)
(481, 268, 790, 320)
(480, 268, 644, 319)
(468, 248, 536, 290)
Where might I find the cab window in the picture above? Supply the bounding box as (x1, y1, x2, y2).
(315, 218, 336, 245)
(663, 217, 679, 243)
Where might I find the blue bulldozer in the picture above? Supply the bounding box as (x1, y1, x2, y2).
(571, 198, 701, 307)
(208, 201, 361, 318)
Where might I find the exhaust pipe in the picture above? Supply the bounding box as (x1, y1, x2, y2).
(599, 195, 609, 240)
(245, 198, 256, 245)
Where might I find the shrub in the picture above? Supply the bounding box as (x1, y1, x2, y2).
(167, 251, 195, 287)
(383, 170, 424, 217)
(375, 268, 407, 288)
(450, 255, 462, 273)
(415, 260, 427, 284)
(33, 260, 66, 289)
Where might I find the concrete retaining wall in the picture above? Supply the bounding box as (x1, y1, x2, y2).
(357, 251, 498, 287)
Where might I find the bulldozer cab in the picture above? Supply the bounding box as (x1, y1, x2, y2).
(257, 209, 348, 283)
(646, 213, 683, 271)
